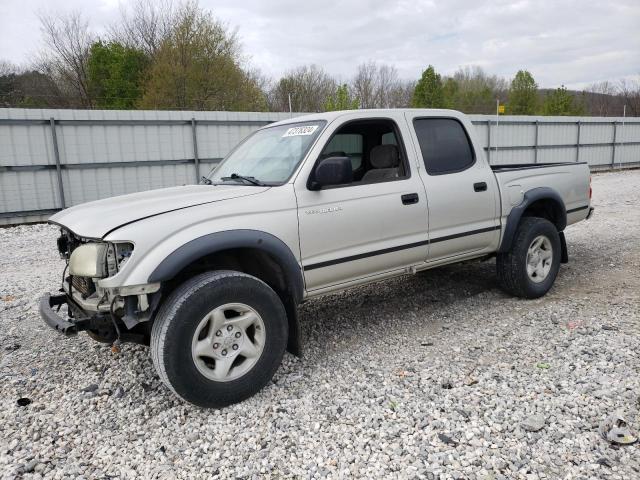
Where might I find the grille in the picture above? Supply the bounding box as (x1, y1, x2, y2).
(72, 276, 95, 298)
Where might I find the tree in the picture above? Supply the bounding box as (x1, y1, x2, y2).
(0, 61, 17, 106)
(325, 84, 358, 111)
(411, 65, 444, 108)
(0, 60, 68, 108)
(508, 70, 538, 115)
(448, 66, 508, 113)
(110, 0, 177, 58)
(139, 3, 266, 110)
(442, 77, 459, 109)
(350, 61, 411, 108)
(542, 85, 584, 116)
(87, 41, 148, 109)
(269, 65, 336, 112)
(618, 76, 640, 117)
(584, 81, 618, 116)
(36, 11, 95, 107)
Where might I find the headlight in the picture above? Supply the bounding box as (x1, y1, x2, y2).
(69, 242, 135, 278)
(69, 243, 108, 278)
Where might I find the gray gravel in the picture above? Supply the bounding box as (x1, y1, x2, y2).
(1, 169, 639, 479)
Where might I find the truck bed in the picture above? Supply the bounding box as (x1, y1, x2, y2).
(492, 161, 591, 227)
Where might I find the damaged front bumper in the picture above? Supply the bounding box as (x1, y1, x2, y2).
(39, 286, 161, 345)
(39, 292, 109, 335)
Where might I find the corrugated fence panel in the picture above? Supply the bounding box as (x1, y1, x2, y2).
(1, 109, 639, 225)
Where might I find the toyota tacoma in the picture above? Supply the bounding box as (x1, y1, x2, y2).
(40, 109, 594, 407)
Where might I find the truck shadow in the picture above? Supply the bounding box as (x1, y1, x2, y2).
(297, 259, 499, 358)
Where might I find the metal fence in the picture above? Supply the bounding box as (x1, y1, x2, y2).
(470, 115, 640, 168)
(1, 108, 639, 226)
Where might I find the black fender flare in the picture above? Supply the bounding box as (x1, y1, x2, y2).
(148, 229, 305, 304)
(498, 187, 567, 253)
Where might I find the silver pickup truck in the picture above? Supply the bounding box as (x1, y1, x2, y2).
(40, 109, 593, 407)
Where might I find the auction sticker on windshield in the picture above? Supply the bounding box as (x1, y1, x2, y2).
(282, 125, 318, 137)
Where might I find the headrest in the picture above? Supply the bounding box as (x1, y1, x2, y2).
(370, 144, 399, 169)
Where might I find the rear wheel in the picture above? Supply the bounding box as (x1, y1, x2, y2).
(150, 271, 288, 408)
(497, 217, 561, 298)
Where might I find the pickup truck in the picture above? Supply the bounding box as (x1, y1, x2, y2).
(40, 109, 594, 407)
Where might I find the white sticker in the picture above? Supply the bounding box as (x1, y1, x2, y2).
(282, 125, 318, 137)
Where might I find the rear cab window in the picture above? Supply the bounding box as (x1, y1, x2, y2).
(413, 118, 475, 175)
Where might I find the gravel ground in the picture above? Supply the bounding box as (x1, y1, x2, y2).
(1, 169, 639, 480)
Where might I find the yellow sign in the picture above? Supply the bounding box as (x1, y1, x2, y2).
(498, 105, 505, 114)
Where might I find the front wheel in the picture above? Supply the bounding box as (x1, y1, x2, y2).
(150, 271, 288, 408)
(496, 217, 561, 299)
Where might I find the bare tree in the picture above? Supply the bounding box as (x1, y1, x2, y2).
(376, 64, 401, 108)
(268, 65, 336, 112)
(0, 60, 16, 77)
(110, 0, 177, 58)
(350, 61, 411, 108)
(36, 10, 94, 107)
(618, 76, 640, 117)
(585, 81, 618, 116)
(351, 61, 379, 108)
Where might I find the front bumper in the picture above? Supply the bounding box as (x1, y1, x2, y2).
(39, 293, 79, 335)
(39, 293, 108, 336)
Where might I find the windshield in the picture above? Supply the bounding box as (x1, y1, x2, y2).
(208, 121, 326, 185)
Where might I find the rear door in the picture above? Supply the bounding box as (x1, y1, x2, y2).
(295, 115, 429, 292)
(405, 113, 500, 261)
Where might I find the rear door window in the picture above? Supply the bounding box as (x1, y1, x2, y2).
(413, 118, 475, 175)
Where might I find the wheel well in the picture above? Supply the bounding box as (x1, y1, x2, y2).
(169, 248, 285, 293)
(521, 198, 564, 231)
(162, 248, 302, 356)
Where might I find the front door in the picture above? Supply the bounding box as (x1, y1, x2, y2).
(295, 117, 429, 292)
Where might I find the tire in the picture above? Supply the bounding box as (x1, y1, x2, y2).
(496, 217, 561, 299)
(150, 270, 288, 408)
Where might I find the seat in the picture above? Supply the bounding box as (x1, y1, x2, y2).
(361, 144, 400, 182)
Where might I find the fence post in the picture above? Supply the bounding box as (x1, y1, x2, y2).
(486, 120, 491, 163)
(49, 117, 66, 209)
(191, 117, 200, 183)
(576, 121, 581, 162)
(534, 120, 539, 163)
(611, 121, 617, 167)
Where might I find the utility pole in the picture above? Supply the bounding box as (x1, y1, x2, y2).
(495, 99, 500, 161)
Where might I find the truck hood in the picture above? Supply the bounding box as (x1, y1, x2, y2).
(49, 185, 269, 239)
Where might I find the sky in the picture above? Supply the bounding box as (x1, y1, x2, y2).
(0, 0, 638, 89)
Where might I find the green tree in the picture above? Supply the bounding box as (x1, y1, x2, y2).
(444, 66, 508, 113)
(325, 84, 358, 111)
(140, 3, 266, 111)
(508, 70, 538, 114)
(87, 41, 148, 109)
(411, 65, 444, 108)
(442, 77, 459, 108)
(542, 85, 585, 115)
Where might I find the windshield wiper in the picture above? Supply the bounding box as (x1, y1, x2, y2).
(200, 176, 212, 185)
(220, 173, 265, 186)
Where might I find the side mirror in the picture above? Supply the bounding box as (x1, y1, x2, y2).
(309, 156, 353, 190)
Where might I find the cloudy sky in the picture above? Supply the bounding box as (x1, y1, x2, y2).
(1, 0, 638, 88)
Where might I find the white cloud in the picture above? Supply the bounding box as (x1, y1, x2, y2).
(0, 0, 638, 88)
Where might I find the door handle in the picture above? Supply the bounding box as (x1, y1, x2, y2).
(401, 193, 419, 205)
(474, 182, 487, 192)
